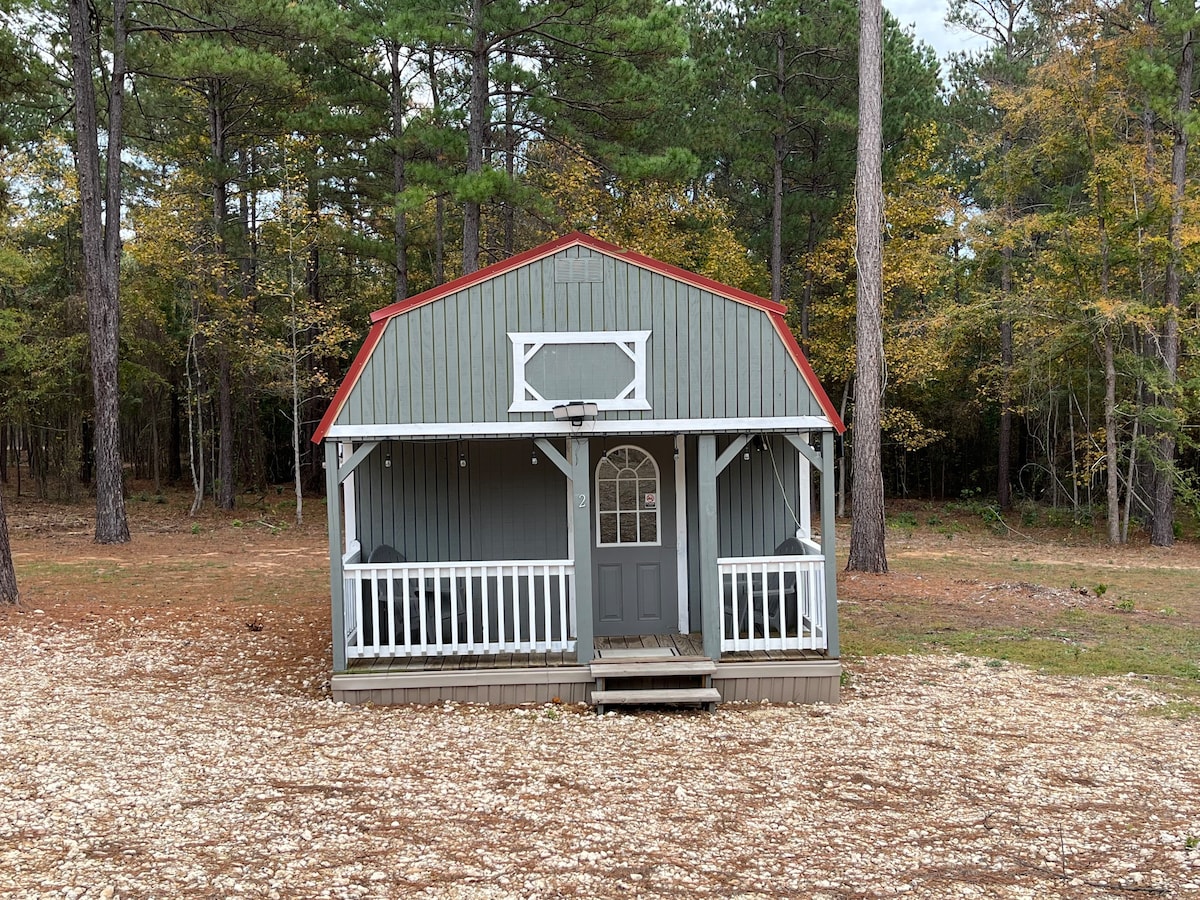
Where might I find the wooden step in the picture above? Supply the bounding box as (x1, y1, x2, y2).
(592, 687, 722, 706)
(589, 658, 717, 678)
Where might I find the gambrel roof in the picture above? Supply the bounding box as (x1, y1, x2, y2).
(313, 232, 844, 442)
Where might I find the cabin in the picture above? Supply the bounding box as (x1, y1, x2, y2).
(313, 232, 845, 709)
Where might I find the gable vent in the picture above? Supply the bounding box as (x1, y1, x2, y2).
(555, 258, 603, 283)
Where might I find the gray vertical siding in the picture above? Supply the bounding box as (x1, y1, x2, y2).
(685, 435, 808, 630)
(334, 246, 821, 429)
(355, 439, 569, 563)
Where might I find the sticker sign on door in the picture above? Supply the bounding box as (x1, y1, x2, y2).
(644, 492, 656, 510)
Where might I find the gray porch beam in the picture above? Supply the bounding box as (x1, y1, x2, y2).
(714, 434, 754, 475)
(568, 437, 594, 664)
(821, 430, 840, 657)
(337, 440, 379, 484)
(533, 438, 570, 478)
(326, 441, 347, 672)
(698, 435, 721, 660)
(783, 432, 822, 470)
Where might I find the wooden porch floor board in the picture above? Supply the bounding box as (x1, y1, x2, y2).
(344, 634, 824, 674)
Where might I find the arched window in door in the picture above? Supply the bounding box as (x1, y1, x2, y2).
(596, 445, 660, 546)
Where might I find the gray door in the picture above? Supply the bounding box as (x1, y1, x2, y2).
(592, 438, 677, 636)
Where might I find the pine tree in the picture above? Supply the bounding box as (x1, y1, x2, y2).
(846, 0, 887, 573)
(68, 0, 131, 543)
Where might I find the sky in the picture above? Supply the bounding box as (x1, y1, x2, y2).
(885, 0, 990, 61)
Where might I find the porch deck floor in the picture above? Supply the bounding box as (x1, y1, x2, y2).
(344, 634, 828, 673)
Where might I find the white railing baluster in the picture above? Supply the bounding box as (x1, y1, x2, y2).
(776, 559, 789, 649)
(466, 568, 476, 653)
(354, 572, 365, 659)
(520, 565, 532, 653)
(541, 565, 552, 653)
(401, 572, 412, 654)
(446, 571, 453, 657)
(385, 574, 396, 655)
(557, 565, 567, 651)
(436, 566, 446, 652)
(717, 555, 827, 654)
(342, 559, 576, 659)
(482, 567, 492, 651)
(417, 575, 428, 655)
(731, 565, 741, 652)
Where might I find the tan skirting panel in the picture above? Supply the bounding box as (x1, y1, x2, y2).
(332, 666, 594, 706)
(332, 659, 840, 707)
(713, 660, 841, 704)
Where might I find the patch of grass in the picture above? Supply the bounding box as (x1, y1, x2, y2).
(1140, 701, 1200, 721)
(889, 511, 919, 534)
(842, 599, 1200, 692)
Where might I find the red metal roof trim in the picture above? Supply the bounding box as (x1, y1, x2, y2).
(313, 231, 843, 443)
(769, 312, 846, 434)
(311, 319, 387, 444)
(368, 232, 585, 325)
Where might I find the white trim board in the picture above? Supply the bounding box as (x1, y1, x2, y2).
(325, 416, 835, 441)
(509, 330, 651, 413)
(674, 433, 689, 634)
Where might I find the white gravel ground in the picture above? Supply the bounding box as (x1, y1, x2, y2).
(1, 612, 1198, 899)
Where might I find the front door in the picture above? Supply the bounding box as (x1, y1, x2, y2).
(592, 438, 677, 636)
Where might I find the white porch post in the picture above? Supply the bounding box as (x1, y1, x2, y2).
(326, 440, 346, 672)
(821, 429, 840, 656)
(674, 433, 689, 634)
(568, 437, 594, 663)
(341, 441, 357, 554)
(797, 431, 812, 540)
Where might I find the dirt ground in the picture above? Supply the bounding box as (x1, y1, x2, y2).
(1, 492, 1198, 898)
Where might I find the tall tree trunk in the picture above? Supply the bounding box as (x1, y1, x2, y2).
(68, 0, 130, 544)
(387, 41, 408, 304)
(1102, 329, 1120, 543)
(847, 0, 887, 574)
(0, 487, 16, 603)
(503, 45, 516, 257)
(217, 348, 234, 509)
(769, 31, 786, 304)
(799, 214, 818, 342)
(997, 251, 1013, 510)
(428, 49, 446, 286)
(1149, 26, 1192, 547)
(209, 85, 235, 511)
(169, 385, 183, 482)
(463, 0, 487, 275)
(1096, 196, 1121, 544)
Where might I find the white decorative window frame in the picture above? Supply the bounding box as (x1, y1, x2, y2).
(508, 330, 651, 413)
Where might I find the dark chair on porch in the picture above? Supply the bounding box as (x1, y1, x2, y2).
(367, 545, 474, 648)
(724, 537, 811, 641)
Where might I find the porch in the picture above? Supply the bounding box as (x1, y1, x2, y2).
(332, 633, 841, 706)
(341, 632, 830, 674)
(338, 548, 831, 662)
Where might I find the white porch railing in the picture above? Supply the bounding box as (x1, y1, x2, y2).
(718, 554, 827, 652)
(342, 560, 576, 659)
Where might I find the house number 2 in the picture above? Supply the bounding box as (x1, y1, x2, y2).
(577, 494, 587, 508)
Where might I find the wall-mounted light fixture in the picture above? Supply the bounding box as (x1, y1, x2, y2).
(384, 450, 392, 468)
(551, 401, 598, 427)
